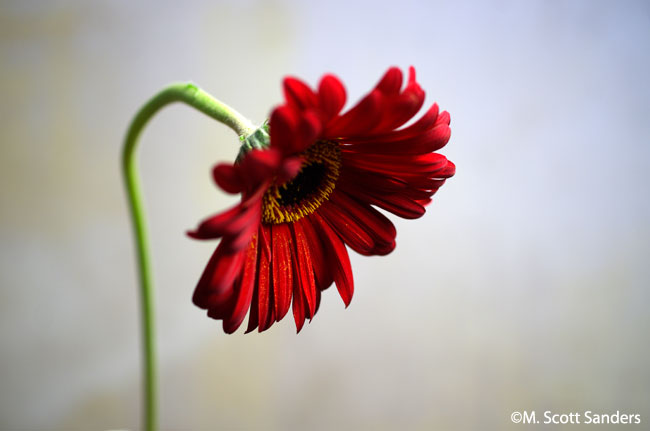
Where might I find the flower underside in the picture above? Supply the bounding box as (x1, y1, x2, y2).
(262, 140, 341, 224)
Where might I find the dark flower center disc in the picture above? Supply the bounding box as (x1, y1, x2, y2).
(262, 141, 341, 224)
(277, 163, 327, 206)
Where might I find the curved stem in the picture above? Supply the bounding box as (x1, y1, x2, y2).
(121, 83, 253, 431)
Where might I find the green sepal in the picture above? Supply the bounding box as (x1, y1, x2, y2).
(236, 121, 270, 162)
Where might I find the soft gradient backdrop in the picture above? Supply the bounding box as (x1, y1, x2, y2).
(1, 0, 649, 429)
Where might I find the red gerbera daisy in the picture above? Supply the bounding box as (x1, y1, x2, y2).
(188, 66, 455, 333)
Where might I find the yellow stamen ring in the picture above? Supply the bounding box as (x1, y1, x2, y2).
(262, 141, 341, 225)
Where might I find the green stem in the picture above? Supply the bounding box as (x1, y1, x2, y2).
(121, 83, 254, 431)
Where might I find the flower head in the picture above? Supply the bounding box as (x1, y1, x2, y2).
(189, 66, 455, 333)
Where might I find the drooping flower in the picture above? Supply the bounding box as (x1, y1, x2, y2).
(188, 66, 455, 333)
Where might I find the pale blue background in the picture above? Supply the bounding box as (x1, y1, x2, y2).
(1, 0, 649, 429)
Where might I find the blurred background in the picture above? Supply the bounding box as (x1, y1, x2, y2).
(1, 0, 649, 429)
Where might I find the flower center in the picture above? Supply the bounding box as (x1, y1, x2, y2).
(262, 141, 341, 224)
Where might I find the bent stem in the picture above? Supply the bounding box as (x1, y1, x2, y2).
(122, 83, 254, 431)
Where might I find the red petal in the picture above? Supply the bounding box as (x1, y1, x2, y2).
(245, 284, 259, 333)
(293, 110, 321, 153)
(435, 160, 456, 178)
(342, 151, 448, 173)
(207, 297, 235, 320)
(271, 223, 293, 321)
(239, 148, 282, 185)
(340, 159, 451, 206)
(400, 187, 439, 201)
(313, 289, 322, 318)
(192, 241, 247, 309)
(277, 156, 303, 185)
(397, 102, 440, 137)
(259, 223, 272, 260)
(257, 232, 274, 332)
(325, 90, 384, 138)
(388, 104, 441, 142)
(292, 222, 317, 318)
(371, 70, 425, 133)
(187, 204, 241, 240)
(291, 273, 307, 333)
(269, 105, 298, 154)
(318, 202, 375, 255)
(406, 177, 448, 190)
(192, 244, 224, 309)
(372, 90, 424, 134)
(207, 247, 246, 301)
(310, 213, 354, 306)
(435, 110, 451, 126)
(212, 163, 243, 194)
(342, 184, 426, 219)
(344, 102, 440, 143)
(318, 74, 346, 119)
(329, 191, 396, 254)
(299, 217, 334, 290)
(187, 196, 262, 251)
(375, 67, 403, 96)
(342, 124, 451, 155)
(226, 204, 262, 252)
(222, 233, 259, 333)
(339, 169, 408, 193)
(283, 77, 318, 110)
(407, 66, 417, 84)
(244, 296, 259, 334)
